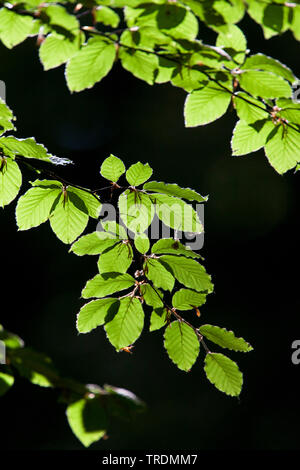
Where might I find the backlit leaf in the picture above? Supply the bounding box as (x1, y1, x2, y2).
(159, 255, 213, 292)
(149, 308, 168, 332)
(144, 257, 175, 292)
(104, 297, 144, 350)
(172, 288, 207, 310)
(100, 154, 125, 182)
(0, 157, 22, 208)
(16, 182, 61, 230)
(164, 321, 199, 371)
(49, 191, 89, 244)
(70, 231, 119, 256)
(0, 370, 14, 397)
(66, 398, 107, 447)
(98, 241, 133, 273)
(239, 70, 291, 99)
(151, 238, 201, 259)
(185, 82, 231, 127)
(204, 352, 243, 396)
(144, 181, 207, 202)
(0, 8, 34, 49)
(66, 37, 116, 92)
(231, 119, 274, 156)
(126, 162, 153, 186)
(264, 124, 300, 174)
(82, 273, 135, 299)
(77, 298, 119, 333)
(200, 324, 253, 352)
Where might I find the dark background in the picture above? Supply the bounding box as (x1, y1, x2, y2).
(1, 14, 300, 451)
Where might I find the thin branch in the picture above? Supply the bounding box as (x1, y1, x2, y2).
(75, 9, 92, 19)
(15, 157, 102, 203)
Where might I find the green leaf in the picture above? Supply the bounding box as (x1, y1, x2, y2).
(164, 321, 199, 372)
(66, 37, 116, 92)
(42, 4, 79, 38)
(149, 308, 168, 332)
(126, 3, 198, 41)
(152, 238, 201, 259)
(67, 187, 101, 219)
(82, 273, 135, 299)
(118, 190, 154, 234)
(119, 47, 158, 85)
(155, 57, 177, 83)
(30, 18, 48, 36)
(101, 220, 128, 239)
(159, 255, 213, 293)
(94, 6, 120, 28)
(231, 119, 274, 156)
(291, 5, 300, 41)
(16, 181, 61, 230)
(70, 231, 119, 256)
(0, 157, 22, 208)
(264, 124, 300, 174)
(152, 193, 203, 233)
(247, 1, 291, 39)
(0, 8, 34, 48)
(144, 258, 175, 291)
(276, 98, 300, 125)
(134, 233, 150, 254)
(204, 352, 243, 397)
(49, 191, 89, 244)
(121, 26, 169, 52)
(98, 241, 133, 273)
(239, 70, 291, 99)
(0, 324, 24, 349)
(77, 298, 119, 333)
(140, 284, 163, 308)
(212, 0, 245, 25)
(39, 33, 83, 71)
(30, 179, 61, 189)
(234, 92, 269, 123)
(171, 66, 207, 93)
(66, 398, 107, 447)
(182, 0, 226, 29)
(126, 162, 153, 186)
(143, 181, 207, 202)
(104, 297, 144, 350)
(0, 98, 15, 135)
(100, 154, 125, 182)
(0, 136, 71, 165)
(172, 288, 206, 310)
(216, 24, 247, 64)
(184, 83, 231, 127)
(242, 53, 296, 84)
(0, 370, 14, 397)
(190, 46, 226, 70)
(10, 348, 58, 387)
(200, 324, 253, 352)
(0, 99, 14, 121)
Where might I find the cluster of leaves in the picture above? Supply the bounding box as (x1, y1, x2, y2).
(0, 97, 253, 407)
(0, 0, 299, 174)
(0, 324, 144, 447)
(71, 154, 253, 399)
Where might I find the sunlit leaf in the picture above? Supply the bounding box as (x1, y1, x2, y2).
(164, 321, 200, 371)
(104, 297, 144, 350)
(204, 352, 243, 396)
